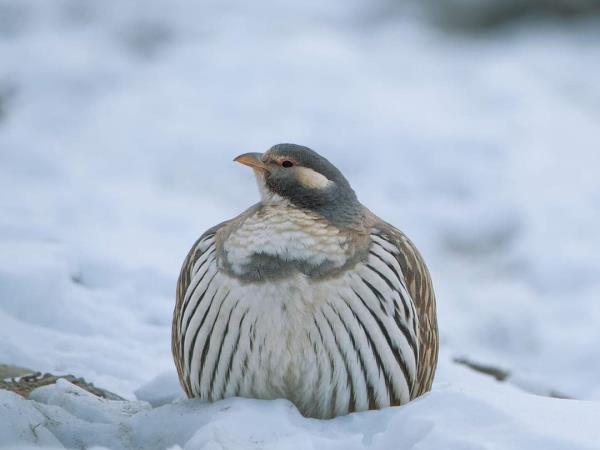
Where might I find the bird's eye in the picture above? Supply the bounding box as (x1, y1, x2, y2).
(281, 160, 294, 168)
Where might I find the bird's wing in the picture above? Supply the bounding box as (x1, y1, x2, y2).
(172, 223, 224, 396)
(366, 214, 439, 398)
(172, 204, 260, 396)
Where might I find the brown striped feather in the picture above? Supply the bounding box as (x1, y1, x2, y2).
(364, 210, 439, 398)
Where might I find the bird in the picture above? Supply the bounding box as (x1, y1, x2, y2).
(172, 143, 438, 419)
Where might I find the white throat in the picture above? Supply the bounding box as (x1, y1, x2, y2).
(253, 170, 285, 204)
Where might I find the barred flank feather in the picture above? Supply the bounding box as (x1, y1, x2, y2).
(172, 217, 438, 419)
(371, 228, 439, 397)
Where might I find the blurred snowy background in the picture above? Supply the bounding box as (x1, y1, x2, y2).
(1, 0, 600, 448)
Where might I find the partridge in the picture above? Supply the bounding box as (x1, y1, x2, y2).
(172, 143, 438, 419)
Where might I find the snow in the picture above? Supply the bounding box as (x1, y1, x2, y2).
(1, 0, 600, 448)
(2, 366, 600, 450)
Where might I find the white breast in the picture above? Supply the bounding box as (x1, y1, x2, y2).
(223, 202, 350, 276)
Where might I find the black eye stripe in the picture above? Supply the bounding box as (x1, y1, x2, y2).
(281, 160, 294, 168)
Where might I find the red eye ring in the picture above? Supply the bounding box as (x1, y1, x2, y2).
(281, 160, 294, 168)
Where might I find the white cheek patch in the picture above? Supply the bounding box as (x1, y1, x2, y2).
(296, 167, 333, 190)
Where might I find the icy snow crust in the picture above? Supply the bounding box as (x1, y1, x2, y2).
(1, 0, 600, 448)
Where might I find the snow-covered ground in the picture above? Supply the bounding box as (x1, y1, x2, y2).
(3, 366, 600, 450)
(1, 0, 600, 448)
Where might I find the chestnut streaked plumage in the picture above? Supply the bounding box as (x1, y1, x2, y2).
(172, 143, 438, 419)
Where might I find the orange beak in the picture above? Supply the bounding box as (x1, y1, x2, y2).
(234, 152, 268, 172)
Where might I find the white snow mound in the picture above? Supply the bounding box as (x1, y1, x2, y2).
(1, 375, 599, 450)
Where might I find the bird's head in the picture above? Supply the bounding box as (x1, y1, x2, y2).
(234, 143, 362, 226)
